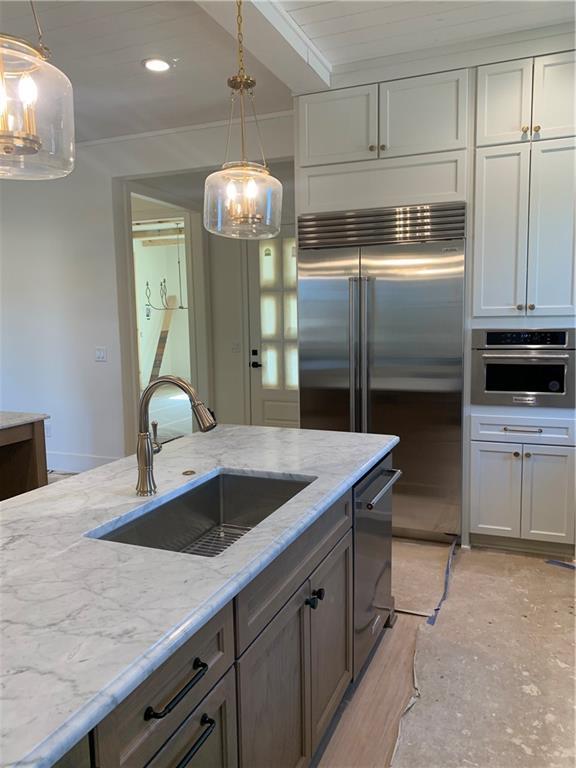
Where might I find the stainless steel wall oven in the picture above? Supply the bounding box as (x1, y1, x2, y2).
(471, 329, 575, 408)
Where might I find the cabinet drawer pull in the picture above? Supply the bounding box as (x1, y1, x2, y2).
(503, 427, 543, 434)
(533, 124, 542, 133)
(516, 304, 525, 310)
(524, 452, 532, 458)
(528, 303, 536, 311)
(305, 595, 319, 610)
(175, 714, 216, 768)
(312, 588, 325, 601)
(521, 126, 529, 134)
(513, 451, 521, 458)
(379, 144, 386, 151)
(368, 144, 377, 152)
(143, 658, 209, 721)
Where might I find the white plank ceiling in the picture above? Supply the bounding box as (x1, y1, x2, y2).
(0, 1, 293, 141)
(280, 1, 575, 66)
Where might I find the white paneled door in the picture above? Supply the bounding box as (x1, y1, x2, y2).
(473, 144, 530, 316)
(248, 231, 299, 428)
(297, 85, 378, 167)
(470, 442, 522, 537)
(521, 445, 575, 544)
(379, 70, 468, 158)
(476, 58, 533, 146)
(532, 51, 576, 142)
(527, 137, 576, 316)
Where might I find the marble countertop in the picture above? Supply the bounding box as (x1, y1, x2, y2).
(0, 412, 49, 430)
(0, 425, 398, 767)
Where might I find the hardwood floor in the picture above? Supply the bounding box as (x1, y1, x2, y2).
(315, 614, 422, 768)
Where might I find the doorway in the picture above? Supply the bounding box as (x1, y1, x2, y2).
(130, 193, 198, 442)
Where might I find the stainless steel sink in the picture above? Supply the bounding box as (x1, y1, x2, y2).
(96, 472, 312, 558)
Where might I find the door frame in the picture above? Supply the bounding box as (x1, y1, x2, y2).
(113, 178, 213, 455)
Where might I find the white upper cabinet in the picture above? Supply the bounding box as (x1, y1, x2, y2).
(476, 59, 533, 146)
(379, 70, 468, 157)
(527, 138, 576, 316)
(473, 144, 530, 316)
(297, 85, 378, 167)
(521, 445, 575, 544)
(532, 51, 576, 141)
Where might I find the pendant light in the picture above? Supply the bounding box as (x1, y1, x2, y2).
(204, 0, 282, 240)
(0, 1, 74, 180)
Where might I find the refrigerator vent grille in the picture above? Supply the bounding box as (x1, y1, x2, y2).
(298, 203, 466, 248)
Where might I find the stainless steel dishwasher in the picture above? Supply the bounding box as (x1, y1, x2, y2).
(353, 455, 402, 677)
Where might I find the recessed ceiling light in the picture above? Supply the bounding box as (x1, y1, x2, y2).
(142, 58, 172, 73)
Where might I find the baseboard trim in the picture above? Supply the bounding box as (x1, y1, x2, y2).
(470, 533, 574, 559)
(47, 451, 120, 474)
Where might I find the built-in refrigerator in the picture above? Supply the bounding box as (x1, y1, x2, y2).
(298, 203, 465, 539)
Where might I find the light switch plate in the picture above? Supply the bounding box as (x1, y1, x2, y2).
(95, 346, 107, 363)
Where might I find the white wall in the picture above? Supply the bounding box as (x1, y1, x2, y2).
(0, 112, 294, 471)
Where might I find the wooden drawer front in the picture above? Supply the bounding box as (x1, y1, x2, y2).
(95, 604, 234, 768)
(470, 414, 575, 446)
(235, 491, 351, 655)
(145, 667, 238, 768)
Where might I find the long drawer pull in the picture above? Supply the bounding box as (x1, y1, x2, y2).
(143, 658, 209, 721)
(365, 469, 402, 510)
(503, 427, 543, 434)
(175, 714, 217, 768)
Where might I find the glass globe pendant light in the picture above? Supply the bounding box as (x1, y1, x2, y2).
(0, 2, 74, 180)
(204, 0, 282, 240)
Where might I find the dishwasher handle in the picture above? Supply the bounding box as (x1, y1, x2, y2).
(360, 469, 402, 510)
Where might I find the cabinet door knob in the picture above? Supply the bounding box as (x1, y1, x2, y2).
(516, 304, 525, 310)
(305, 595, 319, 610)
(525, 452, 532, 458)
(513, 451, 521, 458)
(528, 303, 535, 311)
(368, 144, 377, 152)
(533, 124, 542, 133)
(521, 126, 530, 134)
(312, 588, 325, 601)
(250, 361, 263, 368)
(379, 144, 386, 151)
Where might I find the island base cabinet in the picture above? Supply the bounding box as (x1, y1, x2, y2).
(145, 668, 238, 768)
(310, 532, 353, 753)
(237, 583, 312, 768)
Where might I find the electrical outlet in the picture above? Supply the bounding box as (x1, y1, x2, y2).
(95, 346, 107, 363)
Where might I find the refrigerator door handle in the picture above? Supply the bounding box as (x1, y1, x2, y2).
(360, 277, 370, 433)
(349, 277, 359, 432)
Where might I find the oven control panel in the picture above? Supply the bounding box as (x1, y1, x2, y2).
(472, 329, 575, 349)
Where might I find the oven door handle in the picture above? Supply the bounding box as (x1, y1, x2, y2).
(363, 469, 402, 510)
(481, 353, 570, 360)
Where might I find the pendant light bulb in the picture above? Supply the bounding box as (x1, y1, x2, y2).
(203, 0, 282, 240)
(0, 2, 74, 180)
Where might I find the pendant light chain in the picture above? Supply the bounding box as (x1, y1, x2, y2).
(29, 0, 49, 57)
(236, 0, 245, 79)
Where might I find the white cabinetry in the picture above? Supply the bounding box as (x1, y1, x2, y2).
(470, 441, 523, 537)
(473, 144, 530, 316)
(298, 85, 378, 167)
(379, 70, 468, 157)
(473, 136, 576, 318)
(521, 445, 575, 544)
(297, 70, 468, 169)
(470, 423, 575, 545)
(532, 51, 576, 141)
(527, 138, 576, 316)
(477, 52, 575, 146)
(476, 59, 533, 146)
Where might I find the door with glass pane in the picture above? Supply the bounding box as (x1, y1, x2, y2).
(248, 229, 299, 426)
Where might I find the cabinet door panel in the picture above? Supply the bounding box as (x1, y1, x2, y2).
(310, 532, 353, 753)
(527, 137, 576, 316)
(379, 70, 468, 157)
(521, 445, 575, 544)
(473, 144, 530, 316)
(476, 59, 533, 146)
(237, 584, 311, 768)
(298, 85, 378, 166)
(470, 441, 522, 537)
(532, 51, 576, 141)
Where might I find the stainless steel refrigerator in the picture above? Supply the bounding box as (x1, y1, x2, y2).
(298, 203, 465, 540)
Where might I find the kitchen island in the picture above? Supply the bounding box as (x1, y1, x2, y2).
(0, 425, 398, 767)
